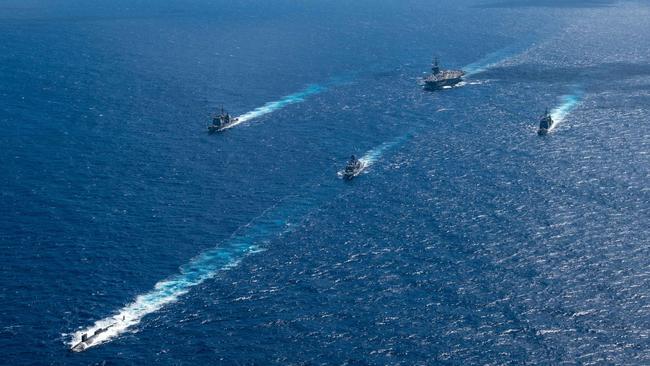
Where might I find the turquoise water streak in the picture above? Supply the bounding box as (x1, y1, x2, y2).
(463, 43, 531, 77)
(549, 89, 583, 131)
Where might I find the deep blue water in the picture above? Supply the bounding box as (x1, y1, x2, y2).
(1, 0, 649, 364)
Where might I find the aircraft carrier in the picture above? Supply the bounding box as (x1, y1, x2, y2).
(422, 58, 465, 90)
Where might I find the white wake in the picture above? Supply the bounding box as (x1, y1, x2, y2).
(548, 90, 583, 131)
(220, 84, 326, 130)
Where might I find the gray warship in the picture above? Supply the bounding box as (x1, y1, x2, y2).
(422, 58, 465, 90)
(208, 107, 239, 133)
(341, 155, 365, 180)
(538, 108, 554, 135)
(71, 325, 114, 352)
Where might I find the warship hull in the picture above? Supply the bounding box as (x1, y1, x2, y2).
(537, 113, 554, 135)
(341, 161, 366, 180)
(208, 119, 239, 133)
(423, 76, 464, 90)
(421, 59, 465, 90)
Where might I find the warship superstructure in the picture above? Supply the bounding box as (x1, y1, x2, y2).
(341, 155, 365, 180)
(71, 325, 114, 352)
(422, 58, 465, 90)
(538, 108, 554, 135)
(208, 107, 239, 133)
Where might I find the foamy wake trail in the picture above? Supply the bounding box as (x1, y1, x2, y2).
(462, 44, 529, 77)
(220, 84, 326, 130)
(67, 198, 317, 350)
(69, 134, 406, 351)
(72, 81, 350, 347)
(549, 89, 583, 131)
(358, 134, 411, 167)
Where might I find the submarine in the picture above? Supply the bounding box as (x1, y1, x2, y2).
(422, 58, 465, 90)
(208, 106, 239, 133)
(341, 155, 365, 180)
(538, 108, 554, 135)
(71, 324, 114, 352)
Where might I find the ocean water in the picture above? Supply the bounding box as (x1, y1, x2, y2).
(1, 0, 649, 364)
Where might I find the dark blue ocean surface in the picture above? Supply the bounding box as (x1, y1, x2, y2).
(1, 0, 649, 364)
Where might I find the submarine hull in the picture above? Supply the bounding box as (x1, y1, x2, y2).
(70, 324, 115, 352)
(71, 342, 88, 353)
